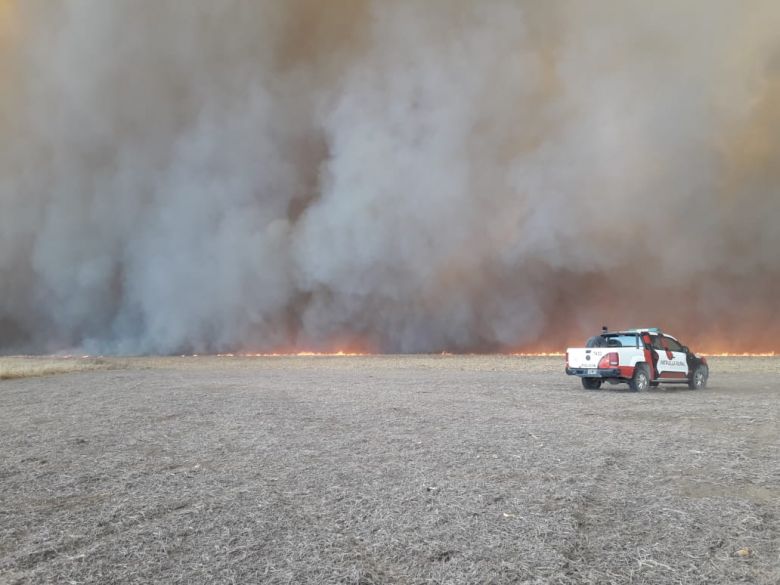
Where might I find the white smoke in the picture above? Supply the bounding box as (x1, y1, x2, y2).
(1, 0, 780, 354)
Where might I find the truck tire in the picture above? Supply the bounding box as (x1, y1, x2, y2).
(581, 377, 602, 390)
(688, 364, 708, 389)
(629, 364, 650, 392)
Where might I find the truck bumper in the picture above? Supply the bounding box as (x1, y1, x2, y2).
(566, 367, 621, 378)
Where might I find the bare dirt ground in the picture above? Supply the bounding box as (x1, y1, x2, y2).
(0, 356, 778, 584)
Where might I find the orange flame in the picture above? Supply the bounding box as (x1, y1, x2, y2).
(700, 352, 776, 357)
(216, 350, 371, 357)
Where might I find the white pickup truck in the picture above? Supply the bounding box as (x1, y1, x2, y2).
(565, 328, 709, 391)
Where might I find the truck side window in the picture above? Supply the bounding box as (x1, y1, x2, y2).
(666, 338, 683, 352)
(651, 335, 663, 350)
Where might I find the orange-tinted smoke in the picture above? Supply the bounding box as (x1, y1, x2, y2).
(1, 1, 780, 355)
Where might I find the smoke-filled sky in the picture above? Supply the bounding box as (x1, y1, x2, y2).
(1, 0, 780, 355)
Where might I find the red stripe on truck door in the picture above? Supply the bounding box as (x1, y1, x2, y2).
(642, 334, 656, 379)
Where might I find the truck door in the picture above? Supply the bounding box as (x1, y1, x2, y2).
(655, 335, 689, 378)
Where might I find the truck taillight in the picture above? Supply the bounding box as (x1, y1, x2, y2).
(598, 352, 619, 368)
(565, 351, 569, 367)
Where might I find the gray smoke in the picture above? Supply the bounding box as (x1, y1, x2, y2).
(1, 0, 780, 354)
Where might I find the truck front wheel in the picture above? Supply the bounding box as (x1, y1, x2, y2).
(582, 377, 602, 390)
(688, 365, 708, 389)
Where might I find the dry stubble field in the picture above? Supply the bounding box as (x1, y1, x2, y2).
(0, 355, 778, 584)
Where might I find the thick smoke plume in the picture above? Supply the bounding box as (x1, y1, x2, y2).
(2, 0, 780, 354)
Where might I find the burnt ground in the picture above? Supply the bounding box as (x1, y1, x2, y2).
(0, 356, 778, 584)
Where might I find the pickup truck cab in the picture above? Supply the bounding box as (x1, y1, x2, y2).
(565, 328, 708, 391)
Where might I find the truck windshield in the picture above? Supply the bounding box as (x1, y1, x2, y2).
(602, 335, 639, 348)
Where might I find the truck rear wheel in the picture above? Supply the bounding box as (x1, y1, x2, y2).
(581, 377, 602, 390)
(629, 365, 650, 392)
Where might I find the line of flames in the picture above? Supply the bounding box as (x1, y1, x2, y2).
(210, 351, 776, 358)
(699, 352, 776, 357)
(214, 351, 370, 357)
(11, 351, 777, 359)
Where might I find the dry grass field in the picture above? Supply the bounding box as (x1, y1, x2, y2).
(0, 356, 778, 584)
(0, 357, 118, 381)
